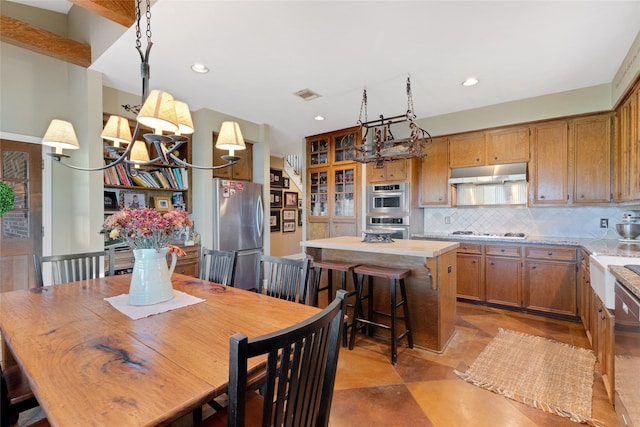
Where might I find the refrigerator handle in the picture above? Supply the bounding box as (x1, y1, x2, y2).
(256, 195, 264, 238)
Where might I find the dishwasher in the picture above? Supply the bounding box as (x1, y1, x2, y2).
(613, 272, 640, 427)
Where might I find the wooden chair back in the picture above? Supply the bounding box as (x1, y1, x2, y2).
(33, 249, 114, 287)
(257, 255, 311, 304)
(200, 248, 237, 286)
(228, 290, 347, 427)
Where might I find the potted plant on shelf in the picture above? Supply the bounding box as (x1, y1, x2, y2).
(102, 208, 193, 305)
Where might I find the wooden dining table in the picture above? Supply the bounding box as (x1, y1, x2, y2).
(0, 273, 321, 426)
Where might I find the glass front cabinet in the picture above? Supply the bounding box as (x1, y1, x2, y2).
(306, 127, 361, 240)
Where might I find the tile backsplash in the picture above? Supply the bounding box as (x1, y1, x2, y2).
(422, 206, 640, 239)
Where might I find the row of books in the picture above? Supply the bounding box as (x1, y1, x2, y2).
(104, 162, 188, 190)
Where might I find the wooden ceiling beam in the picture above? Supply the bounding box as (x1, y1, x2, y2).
(0, 15, 91, 68)
(69, 0, 136, 28)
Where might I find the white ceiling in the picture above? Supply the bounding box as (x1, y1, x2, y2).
(11, 1, 640, 157)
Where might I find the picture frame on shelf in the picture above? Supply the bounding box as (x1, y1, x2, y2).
(172, 192, 186, 211)
(270, 190, 282, 208)
(282, 177, 290, 189)
(284, 191, 298, 208)
(282, 220, 296, 233)
(104, 190, 119, 211)
(270, 168, 283, 188)
(282, 209, 296, 221)
(154, 196, 172, 212)
(123, 192, 146, 209)
(270, 210, 281, 232)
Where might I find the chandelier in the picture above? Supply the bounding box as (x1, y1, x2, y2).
(41, 0, 245, 173)
(353, 76, 432, 168)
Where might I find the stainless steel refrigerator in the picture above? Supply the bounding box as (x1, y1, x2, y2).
(212, 178, 264, 290)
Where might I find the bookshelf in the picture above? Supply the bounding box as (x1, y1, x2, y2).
(102, 113, 192, 213)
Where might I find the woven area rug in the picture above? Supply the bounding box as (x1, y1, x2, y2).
(455, 328, 598, 425)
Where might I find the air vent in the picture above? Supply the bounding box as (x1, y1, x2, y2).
(294, 88, 321, 101)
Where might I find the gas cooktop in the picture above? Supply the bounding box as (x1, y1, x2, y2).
(450, 231, 527, 240)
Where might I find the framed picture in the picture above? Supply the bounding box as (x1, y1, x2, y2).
(104, 190, 119, 211)
(270, 210, 281, 232)
(172, 192, 186, 211)
(284, 191, 298, 208)
(298, 208, 303, 226)
(282, 221, 296, 233)
(270, 168, 283, 188)
(270, 189, 282, 208)
(282, 177, 290, 189)
(282, 209, 296, 221)
(154, 196, 172, 212)
(124, 192, 146, 209)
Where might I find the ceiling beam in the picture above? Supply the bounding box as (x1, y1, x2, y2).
(69, 0, 135, 28)
(0, 15, 91, 68)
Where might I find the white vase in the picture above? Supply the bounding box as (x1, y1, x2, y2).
(128, 247, 177, 306)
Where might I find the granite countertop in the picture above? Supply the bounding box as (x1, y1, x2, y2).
(301, 236, 459, 257)
(609, 265, 640, 300)
(413, 234, 640, 258)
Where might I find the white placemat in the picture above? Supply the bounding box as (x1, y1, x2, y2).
(104, 290, 205, 320)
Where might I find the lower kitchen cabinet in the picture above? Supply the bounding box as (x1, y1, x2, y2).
(590, 288, 615, 402)
(456, 243, 484, 301)
(523, 246, 577, 316)
(579, 249, 592, 344)
(485, 244, 522, 307)
(112, 244, 201, 278)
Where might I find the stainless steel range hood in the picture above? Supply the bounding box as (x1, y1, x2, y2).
(449, 162, 527, 185)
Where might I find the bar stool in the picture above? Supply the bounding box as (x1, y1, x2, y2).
(348, 264, 413, 364)
(312, 259, 360, 347)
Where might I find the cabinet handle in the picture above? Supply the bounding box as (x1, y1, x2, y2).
(531, 266, 537, 270)
(500, 249, 505, 252)
(540, 195, 545, 199)
(494, 156, 498, 160)
(490, 262, 495, 266)
(547, 252, 553, 256)
(472, 260, 477, 264)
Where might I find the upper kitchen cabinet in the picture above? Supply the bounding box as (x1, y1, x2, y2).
(419, 136, 450, 206)
(366, 159, 408, 183)
(306, 127, 361, 239)
(570, 113, 612, 204)
(449, 132, 486, 167)
(529, 120, 569, 205)
(486, 126, 529, 164)
(614, 80, 640, 202)
(212, 132, 253, 181)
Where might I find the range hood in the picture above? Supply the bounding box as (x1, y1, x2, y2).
(449, 162, 527, 185)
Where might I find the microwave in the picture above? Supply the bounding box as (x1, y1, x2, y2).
(366, 183, 409, 215)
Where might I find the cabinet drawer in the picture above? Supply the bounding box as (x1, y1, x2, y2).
(486, 244, 521, 257)
(174, 261, 199, 278)
(525, 246, 576, 261)
(457, 243, 483, 254)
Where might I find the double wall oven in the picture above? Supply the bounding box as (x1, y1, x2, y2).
(366, 182, 410, 239)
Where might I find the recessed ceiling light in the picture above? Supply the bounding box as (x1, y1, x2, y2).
(191, 63, 209, 74)
(462, 77, 479, 87)
(314, 115, 325, 121)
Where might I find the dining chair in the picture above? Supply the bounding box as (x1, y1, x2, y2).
(256, 255, 311, 304)
(197, 289, 347, 427)
(1, 365, 40, 427)
(33, 249, 115, 287)
(200, 248, 237, 286)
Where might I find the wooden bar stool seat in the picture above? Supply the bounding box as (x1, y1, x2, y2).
(349, 264, 414, 364)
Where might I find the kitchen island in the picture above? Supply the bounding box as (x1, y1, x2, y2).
(301, 236, 459, 353)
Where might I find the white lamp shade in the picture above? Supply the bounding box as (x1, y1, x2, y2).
(42, 119, 80, 150)
(136, 90, 179, 133)
(130, 140, 150, 163)
(174, 101, 194, 135)
(101, 115, 132, 147)
(215, 121, 246, 151)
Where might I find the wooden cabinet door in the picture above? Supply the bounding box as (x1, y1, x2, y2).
(486, 126, 529, 164)
(485, 256, 521, 307)
(579, 251, 591, 343)
(614, 86, 640, 202)
(231, 143, 253, 181)
(595, 296, 614, 402)
(420, 137, 449, 206)
(366, 159, 407, 183)
(366, 163, 387, 182)
(530, 121, 568, 205)
(456, 253, 483, 300)
(524, 260, 577, 316)
(449, 132, 486, 167)
(571, 114, 611, 203)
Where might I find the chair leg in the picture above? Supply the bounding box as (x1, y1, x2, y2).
(348, 273, 365, 350)
(399, 278, 414, 348)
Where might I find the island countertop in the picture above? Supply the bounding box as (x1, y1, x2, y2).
(300, 236, 459, 258)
